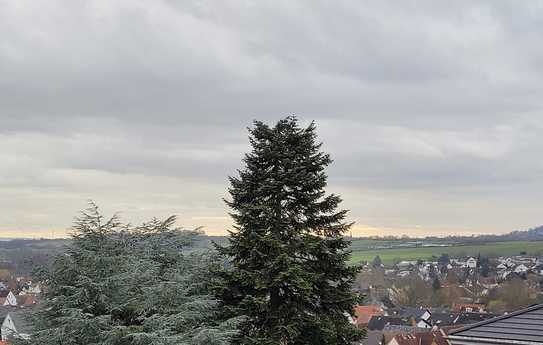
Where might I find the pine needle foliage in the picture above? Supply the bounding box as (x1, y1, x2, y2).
(24, 202, 241, 345)
(216, 117, 363, 345)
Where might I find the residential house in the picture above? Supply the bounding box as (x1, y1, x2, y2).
(388, 330, 449, 345)
(416, 311, 497, 329)
(397, 261, 417, 270)
(19, 282, 41, 296)
(354, 305, 385, 328)
(451, 259, 466, 267)
(416, 310, 433, 328)
(16, 295, 37, 308)
(465, 258, 477, 269)
(514, 264, 529, 274)
(398, 271, 411, 278)
(1, 311, 32, 341)
(504, 258, 515, 268)
(1, 292, 17, 307)
(452, 303, 486, 313)
(368, 316, 413, 331)
(499, 270, 512, 280)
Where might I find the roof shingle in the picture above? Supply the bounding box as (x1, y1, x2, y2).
(448, 303, 543, 345)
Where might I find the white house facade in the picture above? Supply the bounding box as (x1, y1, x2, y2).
(1, 313, 31, 341)
(3, 291, 17, 307)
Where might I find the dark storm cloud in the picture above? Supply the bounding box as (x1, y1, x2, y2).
(1, 0, 543, 236)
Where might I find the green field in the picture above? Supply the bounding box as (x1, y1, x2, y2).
(349, 240, 543, 264)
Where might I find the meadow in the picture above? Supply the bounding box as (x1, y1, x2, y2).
(349, 240, 543, 264)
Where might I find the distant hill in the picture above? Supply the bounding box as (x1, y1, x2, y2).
(422, 225, 543, 243)
(0, 238, 70, 275)
(358, 225, 543, 243)
(506, 225, 543, 240)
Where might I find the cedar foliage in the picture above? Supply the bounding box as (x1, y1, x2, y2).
(216, 117, 363, 345)
(24, 202, 240, 345)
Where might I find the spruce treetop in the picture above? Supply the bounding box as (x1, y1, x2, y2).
(217, 117, 363, 345)
(227, 117, 348, 237)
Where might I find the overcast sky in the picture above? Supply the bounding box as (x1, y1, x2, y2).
(1, 1, 543, 238)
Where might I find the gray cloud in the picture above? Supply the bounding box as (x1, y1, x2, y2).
(1, 0, 543, 237)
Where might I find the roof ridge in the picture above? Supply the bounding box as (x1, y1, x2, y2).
(448, 303, 543, 336)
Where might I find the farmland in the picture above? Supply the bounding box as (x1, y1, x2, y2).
(349, 240, 543, 265)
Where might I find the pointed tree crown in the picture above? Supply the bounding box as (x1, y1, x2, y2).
(218, 117, 363, 345)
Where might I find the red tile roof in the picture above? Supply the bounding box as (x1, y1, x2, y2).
(16, 295, 37, 306)
(394, 333, 421, 345)
(478, 277, 497, 285)
(452, 303, 485, 313)
(354, 305, 385, 326)
(391, 330, 449, 345)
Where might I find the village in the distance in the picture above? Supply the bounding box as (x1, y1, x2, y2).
(353, 252, 543, 345)
(0, 239, 65, 343)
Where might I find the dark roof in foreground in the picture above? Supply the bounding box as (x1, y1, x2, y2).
(368, 315, 412, 330)
(448, 303, 543, 345)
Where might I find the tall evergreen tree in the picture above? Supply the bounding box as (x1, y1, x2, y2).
(372, 256, 383, 268)
(24, 202, 240, 345)
(216, 117, 363, 345)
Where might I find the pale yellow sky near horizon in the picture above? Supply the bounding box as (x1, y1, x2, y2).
(0, 223, 503, 239)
